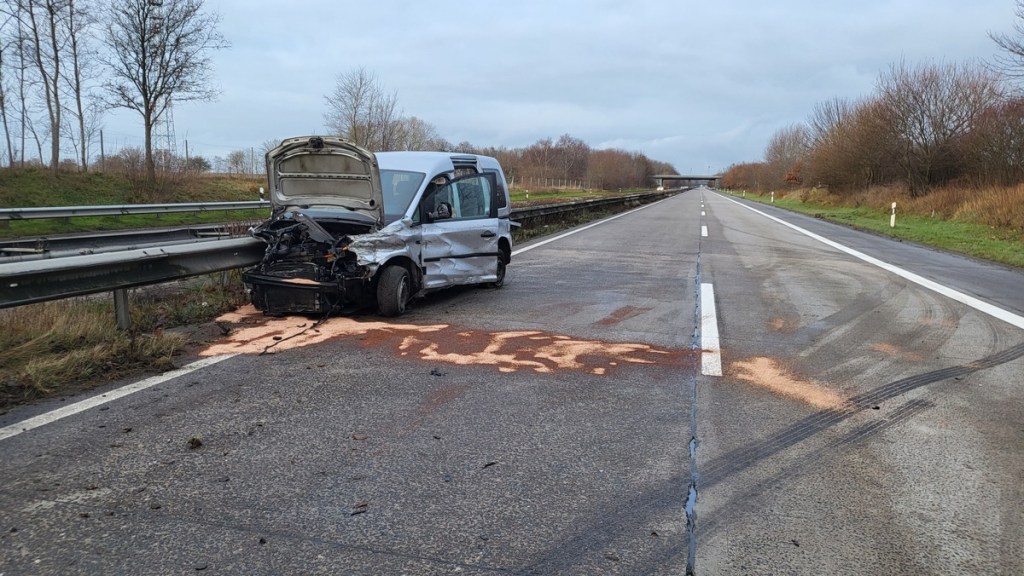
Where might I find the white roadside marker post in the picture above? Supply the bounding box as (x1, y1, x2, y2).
(890, 202, 897, 228)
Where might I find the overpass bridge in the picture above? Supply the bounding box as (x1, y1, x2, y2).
(654, 174, 718, 188)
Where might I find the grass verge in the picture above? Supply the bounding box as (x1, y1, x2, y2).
(726, 190, 1024, 269)
(0, 272, 248, 410)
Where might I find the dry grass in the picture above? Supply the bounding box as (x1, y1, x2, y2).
(951, 185, 1024, 229)
(0, 273, 248, 409)
(781, 183, 1024, 232)
(0, 300, 184, 407)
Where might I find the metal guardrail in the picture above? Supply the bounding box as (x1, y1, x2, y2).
(0, 190, 680, 327)
(0, 200, 270, 220)
(510, 191, 676, 222)
(1, 237, 265, 304)
(0, 223, 259, 262)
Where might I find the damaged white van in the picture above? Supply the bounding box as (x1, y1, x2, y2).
(242, 136, 513, 317)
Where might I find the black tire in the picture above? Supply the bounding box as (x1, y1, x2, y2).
(491, 256, 506, 288)
(377, 265, 410, 317)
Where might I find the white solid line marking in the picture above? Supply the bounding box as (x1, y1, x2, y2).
(701, 283, 723, 376)
(701, 225, 708, 237)
(717, 193, 1024, 331)
(512, 199, 666, 256)
(0, 354, 237, 442)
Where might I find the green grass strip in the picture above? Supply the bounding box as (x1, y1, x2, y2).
(725, 191, 1024, 269)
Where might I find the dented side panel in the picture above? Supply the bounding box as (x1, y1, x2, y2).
(420, 217, 499, 289)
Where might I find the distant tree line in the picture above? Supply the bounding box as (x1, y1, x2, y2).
(723, 61, 1012, 196)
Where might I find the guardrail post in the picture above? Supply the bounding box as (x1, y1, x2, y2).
(113, 289, 131, 330)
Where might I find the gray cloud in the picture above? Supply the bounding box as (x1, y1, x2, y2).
(103, 0, 1016, 173)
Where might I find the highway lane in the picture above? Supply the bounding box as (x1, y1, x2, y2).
(696, 190, 1024, 574)
(1, 188, 1022, 575)
(0, 195, 703, 575)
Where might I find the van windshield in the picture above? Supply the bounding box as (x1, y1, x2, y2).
(380, 170, 425, 223)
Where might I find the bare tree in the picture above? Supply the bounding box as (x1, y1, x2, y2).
(878, 60, 1003, 194)
(763, 124, 809, 187)
(554, 133, 590, 181)
(17, 0, 68, 175)
(102, 0, 227, 181)
(324, 66, 403, 151)
(391, 115, 447, 151)
(225, 148, 246, 175)
(960, 97, 1024, 185)
(62, 0, 95, 172)
(990, 1, 1024, 79)
(0, 16, 15, 167)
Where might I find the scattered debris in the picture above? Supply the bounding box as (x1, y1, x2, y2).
(430, 368, 446, 377)
(187, 436, 203, 449)
(791, 539, 800, 547)
(351, 501, 369, 516)
(604, 551, 621, 562)
(482, 461, 498, 469)
(259, 537, 267, 545)
(351, 433, 368, 441)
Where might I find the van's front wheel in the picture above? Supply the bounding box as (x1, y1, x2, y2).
(377, 265, 410, 317)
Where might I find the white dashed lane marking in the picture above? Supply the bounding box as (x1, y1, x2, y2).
(701, 283, 722, 376)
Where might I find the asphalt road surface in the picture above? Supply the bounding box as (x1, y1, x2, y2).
(1, 189, 1022, 575)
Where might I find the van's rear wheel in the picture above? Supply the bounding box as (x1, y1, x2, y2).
(377, 265, 410, 317)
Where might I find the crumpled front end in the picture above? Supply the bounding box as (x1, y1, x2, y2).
(242, 210, 378, 316)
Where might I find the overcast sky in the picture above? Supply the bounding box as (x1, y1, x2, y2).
(101, 0, 1019, 174)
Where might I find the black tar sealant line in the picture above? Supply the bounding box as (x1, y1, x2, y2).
(685, 193, 707, 576)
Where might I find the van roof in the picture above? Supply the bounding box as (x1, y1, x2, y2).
(376, 151, 501, 175)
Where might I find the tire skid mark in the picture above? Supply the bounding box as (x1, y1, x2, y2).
(699, 342, 1024, 490)
(697, 398, 934, 540)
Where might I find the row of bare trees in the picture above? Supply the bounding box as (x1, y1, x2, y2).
(476, 139, 676, 191)
(0, 0, 226, 181)
(324, 67, 677, 190)
(723, 2, 1024, 196)
(732, 48, 1024, 198)
(722, 59, 1017, 196)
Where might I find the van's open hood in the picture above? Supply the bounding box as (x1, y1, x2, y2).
(266, 136, 384, 226)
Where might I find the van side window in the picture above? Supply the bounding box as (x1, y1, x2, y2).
(453, 178, 490, 219)
(485, 169, 508, 209)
